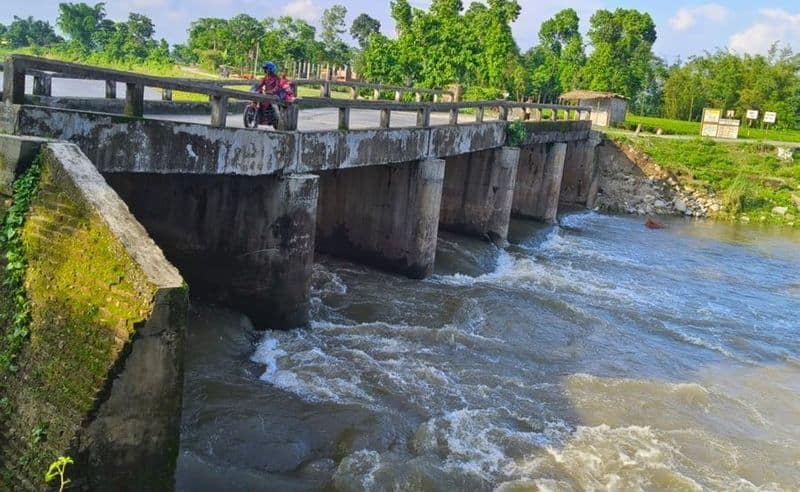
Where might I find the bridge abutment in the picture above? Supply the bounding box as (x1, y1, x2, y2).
(439, 147, 519, 245)
(560, 132, 601, 208)
(105, 172, 319, 329)
(512, 142, 567, 223)
(315, 159, 445, 279)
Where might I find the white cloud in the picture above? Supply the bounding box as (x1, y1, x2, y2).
(729, 9, 800, 55)
(282, 0, 321, 22)
(669, 4, 729, 32)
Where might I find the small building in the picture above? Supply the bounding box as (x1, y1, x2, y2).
(560, 90, 628, 127)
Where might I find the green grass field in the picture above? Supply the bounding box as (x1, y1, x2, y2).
(623, 114, 800, 143)
(614, 135, 800, 225)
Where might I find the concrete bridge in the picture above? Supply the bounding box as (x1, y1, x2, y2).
(1, 56, 601, 488)
(2, 55, 600, 330)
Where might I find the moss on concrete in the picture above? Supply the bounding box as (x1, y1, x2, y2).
(0, 153, 160, 487)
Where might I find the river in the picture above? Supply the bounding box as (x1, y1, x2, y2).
(174, 211, 799, 491)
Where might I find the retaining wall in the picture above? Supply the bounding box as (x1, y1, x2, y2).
(0, 137, 186, 490)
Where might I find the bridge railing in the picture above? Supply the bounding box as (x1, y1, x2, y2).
(2, 55, 591, 131)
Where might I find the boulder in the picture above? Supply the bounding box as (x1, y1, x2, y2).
(792, 194, 800, 210)
(674, 197, 688, 213)
(772, 206, 789, 216)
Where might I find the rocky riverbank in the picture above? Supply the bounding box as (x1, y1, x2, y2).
(594, 138, 723, 218)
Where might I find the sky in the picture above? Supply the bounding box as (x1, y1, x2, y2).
(1, 0, 799, 63)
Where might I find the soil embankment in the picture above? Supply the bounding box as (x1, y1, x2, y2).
(595, 138, 722, 218)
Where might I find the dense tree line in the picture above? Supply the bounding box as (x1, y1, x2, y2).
(663, 47, 800, 127)
(2, 2, 798, 127)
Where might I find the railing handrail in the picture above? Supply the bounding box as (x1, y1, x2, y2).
(0, 59, 455, 97)
(3, 55, 591, 131)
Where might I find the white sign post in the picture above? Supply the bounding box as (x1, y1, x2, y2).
(764, 112, 777, 124)
(746, 109, 759, 120)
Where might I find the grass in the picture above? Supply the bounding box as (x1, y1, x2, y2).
(613, 135, 800, 225)
(622, 114, 800, 143)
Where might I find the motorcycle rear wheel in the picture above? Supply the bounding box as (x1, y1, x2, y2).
(243, 106, 258, 128)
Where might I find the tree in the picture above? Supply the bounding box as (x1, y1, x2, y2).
(350, 14, 380, 48)
(390, 0, 413, 35)
(321, 4, 350, 64)
(57, 2, 106, 50)
(5, 16, 62, 48)
(523, 9, 585, 101)
(582, 8, 657, 99)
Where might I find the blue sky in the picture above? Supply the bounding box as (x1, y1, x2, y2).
(1, 0, 799, 62)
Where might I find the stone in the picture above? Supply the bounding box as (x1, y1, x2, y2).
(654, 199, 667, 208)
(740, 216, 751, 223)
(772, 206, 789, 216)
(786, 213, 796, 221)
(777, 147, 795, 161)
(791, 194, 800, 210)
(674, 197, 688, 213)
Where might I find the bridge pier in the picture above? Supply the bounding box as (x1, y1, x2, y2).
(512, 142, 567, 223)
(105, 173, 319, 329)
(439, 147, 519, 245)
(560, 132, 601, 208)
(315, 159, 445, 279)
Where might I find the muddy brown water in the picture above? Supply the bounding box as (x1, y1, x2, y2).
(175, 211, 800, 491)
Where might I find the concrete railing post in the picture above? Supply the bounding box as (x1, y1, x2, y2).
(350, 86, 358, 100)
(416, 107, 431, 128)
(32, 74, 52, 97)
(210, 95, 228, 127)
(379, 108, 391, 128)
(373, 88, 381, 100)
(105, 80, 117, 99)
(394, 90, 403, 102)
(161, 88, 173, 101)
(433, 94, 439, 103)
(449, 108, 459, 125)
(320, 81, 331, 98)
(475, 106, 484, 123)
(276, 104, 299, 131)
(415, 92, 422, 103)
(124, 82, 144, 117)
(3, 57, 26, 104)
(498, 106, 509, 121)
(338, 107, 350, 130)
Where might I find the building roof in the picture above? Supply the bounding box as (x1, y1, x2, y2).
(560, 90, 628, 101)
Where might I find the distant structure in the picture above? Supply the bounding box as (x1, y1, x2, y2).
(561, 90, 628, 127)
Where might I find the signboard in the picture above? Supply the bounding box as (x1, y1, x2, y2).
(703, 108, 721, 123)
(701, 124, 718, 137)
(726, 110, 735, 118)
(746, 109, 759, 120)
(700, 108, 740, 139)
(764, 112, 777, 124)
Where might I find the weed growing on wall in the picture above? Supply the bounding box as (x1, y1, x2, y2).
(506, 121, 527, 147)
(0, 156, 42, 380)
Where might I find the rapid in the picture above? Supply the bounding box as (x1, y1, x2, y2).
(176, 211, 800, 491)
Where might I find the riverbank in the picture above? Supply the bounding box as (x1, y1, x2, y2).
(597, 135, 800, 227)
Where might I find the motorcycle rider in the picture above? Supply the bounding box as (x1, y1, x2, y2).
(257, 61, 294, 104)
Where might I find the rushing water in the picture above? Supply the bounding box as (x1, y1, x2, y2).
(176, 211, 800, 491)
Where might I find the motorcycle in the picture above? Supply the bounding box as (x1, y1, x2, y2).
(243, 83, 278, 129)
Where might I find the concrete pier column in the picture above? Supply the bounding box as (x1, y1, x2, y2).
(560, 132, 601, 208)
(104, 173, 319, 329)
(439, 147, 519, 245)
(315, 159, 445, 279)
(512, 142, 567, 223)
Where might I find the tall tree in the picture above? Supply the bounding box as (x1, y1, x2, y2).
(320, 4, 350, 64)
(57, 2, 106, 50)
(350, 13, 380, 48)
(582, 8, 657, 98)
